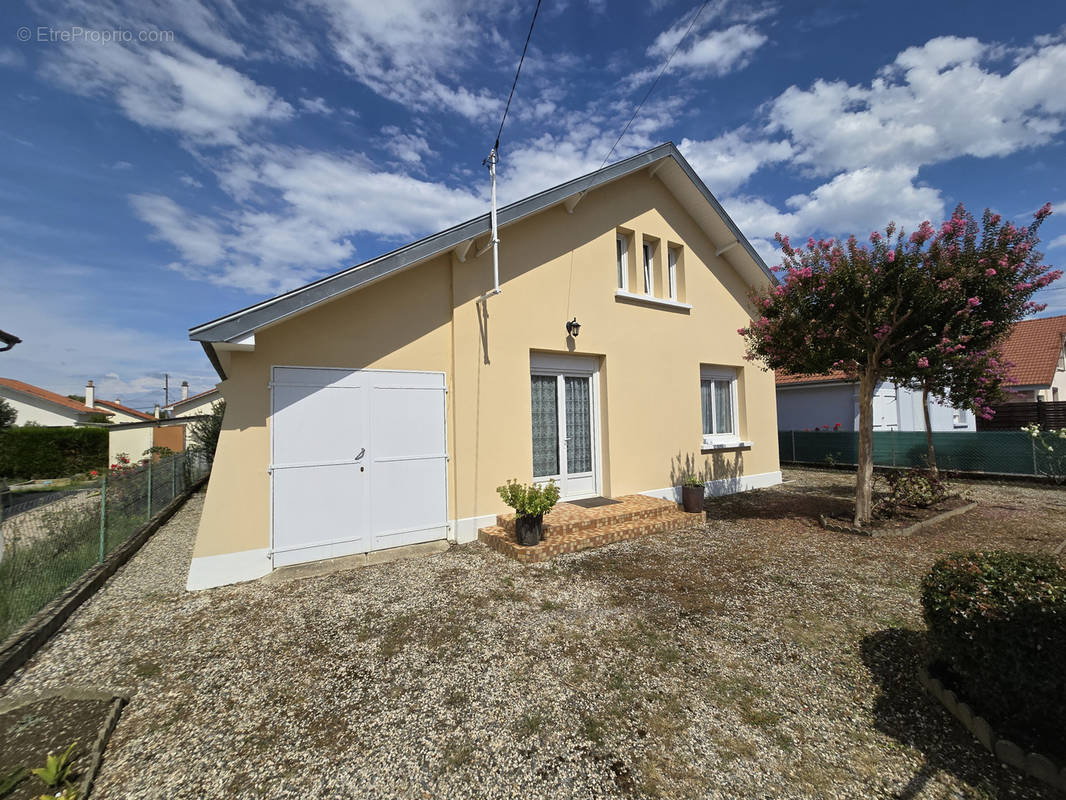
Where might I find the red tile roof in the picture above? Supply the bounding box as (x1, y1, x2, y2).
(1001, 315, 1066, 388)
(94, 398, 155, 421)
(0, 377, 112, 416)
(775, 370, 852, 386)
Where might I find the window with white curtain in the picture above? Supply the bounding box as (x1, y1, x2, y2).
(700, 367, 739, 445)
(616, 234, 629, 290)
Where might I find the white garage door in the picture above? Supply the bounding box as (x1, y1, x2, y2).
(270, 366, 448, 568)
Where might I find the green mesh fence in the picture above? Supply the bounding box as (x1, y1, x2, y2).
(778, 430, 1066, 477)
(0, 451, 209, 641)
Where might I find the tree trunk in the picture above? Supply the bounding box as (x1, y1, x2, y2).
(922, 386, 938, 475)
(855, 371, 876, 526)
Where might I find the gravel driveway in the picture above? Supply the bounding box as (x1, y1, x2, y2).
(1, 472, 1062, 799)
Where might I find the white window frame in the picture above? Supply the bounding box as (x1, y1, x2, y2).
(642, 241, 654, 295)
(952, 407, 969, 428)
(616, 234, 629, 291)
(667, 247, 678, 300)
(700, 366, 740, 447)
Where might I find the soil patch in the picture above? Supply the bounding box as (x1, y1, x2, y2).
(821, 495, 975, 536)
(0, 697, 109, 799)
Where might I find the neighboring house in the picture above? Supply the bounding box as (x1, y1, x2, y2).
(83, 380, 156, 424)
(776, 373, 976, 432)
(185, 142, 782, 590)
(999, 314, 1066, 402)
(0, 377, 112, 426)
(162, 382, 220, 418)
(108, 417, 189, 465)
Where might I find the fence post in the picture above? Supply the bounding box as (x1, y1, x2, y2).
(791, 430, 796, 462)
(171, 455, 177, 503)
(146, 460, 153, 521)
(1032, 437, 1039, 476)
(99, 473, 107, 563)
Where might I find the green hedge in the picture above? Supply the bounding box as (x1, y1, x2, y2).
(921, 551, 1066, 756)
(0, 426, 108, 480)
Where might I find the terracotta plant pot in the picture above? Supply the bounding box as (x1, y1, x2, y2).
(514, 514, 543, 546)
(681, 484, 704, 514)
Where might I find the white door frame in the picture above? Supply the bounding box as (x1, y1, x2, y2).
(529, 352, 602, 500)
(268, 365, 449, 567)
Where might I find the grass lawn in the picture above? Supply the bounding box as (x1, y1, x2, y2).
(1, 470, 1063, 799)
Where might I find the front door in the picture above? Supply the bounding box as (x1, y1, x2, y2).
(530, 355, 600, 500)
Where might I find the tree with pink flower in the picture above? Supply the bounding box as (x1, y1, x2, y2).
(739, 204, 1060, 526)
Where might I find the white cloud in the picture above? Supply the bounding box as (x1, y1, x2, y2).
(309, 0, 503, 120)
(109, 160, 133, 170)
(132, 146, 487, 294)
(179, 174, 204, 188)
(1048, 234, 1066, 250)
(768, 36, 1066, 175)
(680, 133, 792, 194)
(41, 43, 292, 145)
(660, 23, 767, 76)
(723, 165, 945, 242)
(381, 127, 433, 164)
(0, 47, 27, 68)
(299, 96, 333, 116)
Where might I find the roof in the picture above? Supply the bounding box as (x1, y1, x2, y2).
(94, 398, 155, 421)
(163, 387, 219, 411)
(0, 329, 20, 351)
(775, 370, 852, 387)
(0, 377, 113, 416)
(1000, 314, 1066, 387)
(189, 142, 776, 378)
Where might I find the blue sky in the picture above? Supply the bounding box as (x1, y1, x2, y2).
(1, 0, 1064, 410)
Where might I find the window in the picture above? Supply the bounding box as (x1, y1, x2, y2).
(952, 407, 969, 428)
(667, 247, 678, 300)
(700, 367, 739, 445)
(616, 234, 629, 290)
(642, 242, 654, 294)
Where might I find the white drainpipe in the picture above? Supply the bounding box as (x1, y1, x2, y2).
(486, 148, 501, 296)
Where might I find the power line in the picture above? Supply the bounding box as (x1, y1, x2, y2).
(597, 0, 711, 169)
(493, 0, 543, 153)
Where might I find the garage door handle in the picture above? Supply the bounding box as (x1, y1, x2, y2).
(354, 448, 365, 461)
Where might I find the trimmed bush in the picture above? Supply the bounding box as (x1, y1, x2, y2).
(921, 551, 1066, 756)
(0, 426, 108, 480)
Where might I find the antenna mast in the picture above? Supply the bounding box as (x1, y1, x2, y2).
(485, 148, 501, 296)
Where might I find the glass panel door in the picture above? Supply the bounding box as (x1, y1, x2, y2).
(564, 376, 592, 474)
(531, 375, 559, 478)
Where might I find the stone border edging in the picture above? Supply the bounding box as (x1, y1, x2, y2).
(0, 475, 208, 686)
(918, 664, 1066, 791)
(0, 687, 128, 799)
(820, 501, 977, 537)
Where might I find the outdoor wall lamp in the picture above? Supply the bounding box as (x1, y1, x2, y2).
(566, 318, 581, 337)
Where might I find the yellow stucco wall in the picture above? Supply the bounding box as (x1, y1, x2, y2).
(191, 169, 779, 562)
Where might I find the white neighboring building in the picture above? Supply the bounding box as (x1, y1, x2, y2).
(775, 373, 976, 432)
(162, 382, 220, 418)
(0, 377, 112, 426)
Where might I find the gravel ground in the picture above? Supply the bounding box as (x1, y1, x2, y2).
(1, 473, 1063, 799)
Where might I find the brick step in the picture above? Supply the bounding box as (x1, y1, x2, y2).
(496, 494, 681, 536)
(479, 508, 698, 564)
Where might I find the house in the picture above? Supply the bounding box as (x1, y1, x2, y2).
(776, 373, 976, 432)
(184, 142, 782, 590)
(108, 417, 190, 465)
(83, 380, 156, 423)
(999, 314, 1066, 402)
(162, 382, 220, 418)
(0, 377, 112, 426)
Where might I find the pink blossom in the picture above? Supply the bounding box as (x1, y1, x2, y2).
(981, 320, 994, 327)
(985, 268, 996, 276)
(967, 297, 981, 307)
(886, 249, 895, 263)
(917, 357, 929, 368)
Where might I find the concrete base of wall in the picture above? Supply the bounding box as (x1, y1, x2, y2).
(186, 547, 271, 591)
(187, 470, 783, 590)
(265, 540, 450, 584)
(641, 470, 783, 503)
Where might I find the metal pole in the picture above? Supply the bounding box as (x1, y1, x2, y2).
(99, 473, 107, 562)
(488, 148, 501, 295)
(146, 459, 153, 521)
(172, 454, 177, 503)
(791, 430, 796, 462)
(1032, 437, 1039, 476)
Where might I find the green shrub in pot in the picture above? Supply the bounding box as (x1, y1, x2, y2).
(497, 480, 560, 546)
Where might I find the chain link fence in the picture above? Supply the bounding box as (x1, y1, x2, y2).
(778, 430, 1066, 478)
(0, 450, 209, 640)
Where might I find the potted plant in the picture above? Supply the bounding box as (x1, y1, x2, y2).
(497, 479, 561, 546)
(680, 474, 704, 514)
